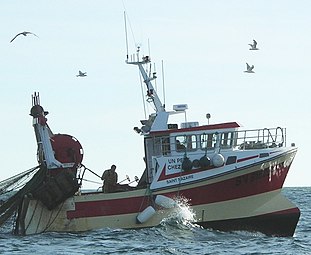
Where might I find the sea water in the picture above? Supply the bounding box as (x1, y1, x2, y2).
(0, 187, 310, 255)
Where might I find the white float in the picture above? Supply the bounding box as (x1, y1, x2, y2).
(136, 206, 156, 224)
(155, 195, 176, 209)
(212, 153, 225, 167)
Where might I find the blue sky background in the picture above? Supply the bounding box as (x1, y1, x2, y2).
(1, 1, 310, 188)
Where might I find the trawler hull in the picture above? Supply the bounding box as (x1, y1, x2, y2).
(17, 149, 299, 236)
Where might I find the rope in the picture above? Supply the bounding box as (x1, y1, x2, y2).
(22, 200, 39, 234)
(37, 201, 65, 234)
(83, 179, 102, 185)
(80, 164, 102, 179)
(138, 185, 153, 213)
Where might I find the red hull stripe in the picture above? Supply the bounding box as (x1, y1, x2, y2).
(67, 196, 151, 219)
(67, 163, 291, 219)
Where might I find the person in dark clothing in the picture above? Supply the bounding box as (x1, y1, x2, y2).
(101, 165, 118, 193)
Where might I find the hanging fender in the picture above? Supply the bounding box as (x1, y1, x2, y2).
(136, 206, 156, 224)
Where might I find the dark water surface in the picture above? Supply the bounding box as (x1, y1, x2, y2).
(0, 187, 310, 255)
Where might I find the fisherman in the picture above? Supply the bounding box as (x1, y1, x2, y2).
(101, 164, 118, 193)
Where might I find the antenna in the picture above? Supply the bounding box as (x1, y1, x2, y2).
(153, 63, 158, 92)
(161, 60, 166, 109)
(32, 92, 40, 106)
(148, 38, 151, 57)
(123, 11, 129, 61)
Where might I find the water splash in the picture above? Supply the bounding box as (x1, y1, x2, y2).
(160, 196, 197, 229)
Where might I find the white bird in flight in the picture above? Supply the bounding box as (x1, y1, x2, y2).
(249, 39, 259, 50)
(76, 71, 87, 77)
(10, 31, 39, 43)
(244, 63, 255, 73)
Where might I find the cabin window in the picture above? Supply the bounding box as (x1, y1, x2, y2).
(200, 133, 217, 150)
(175, 135, 197, 152)
(220, 132, 234, 149)
(162, 136, 170, 155)
(154, 136, 170, 156)
(153, 137, 162, 155)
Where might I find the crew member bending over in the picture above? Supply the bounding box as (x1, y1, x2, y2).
(101, 164, 118, 193)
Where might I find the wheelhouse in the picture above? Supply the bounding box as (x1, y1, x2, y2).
(143, 121, 287, 184)
(143, 122, 240, 182)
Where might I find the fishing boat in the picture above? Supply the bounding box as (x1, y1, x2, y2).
(0, 47, 300, 237)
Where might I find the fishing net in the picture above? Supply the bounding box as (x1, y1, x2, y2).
(0, 165, 45, 228)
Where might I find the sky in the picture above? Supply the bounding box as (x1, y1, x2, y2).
(0, 0, 310, 188)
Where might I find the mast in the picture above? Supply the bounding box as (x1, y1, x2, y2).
(127, 48, 172, 133)
(127, 47, 165, 113)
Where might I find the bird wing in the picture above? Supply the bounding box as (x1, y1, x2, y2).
(246, 63, 251, 70)
(10, 33, 22, 43)
(24, 31, 39, 38)
(79, 71, 82, 75)
(253, 40, 257, 47)
(249, 65, 254, 71)
(29, 32, 39, 38)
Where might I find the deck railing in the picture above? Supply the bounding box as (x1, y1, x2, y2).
(150, 127, 287, 157)
(236, 127, 286, 150)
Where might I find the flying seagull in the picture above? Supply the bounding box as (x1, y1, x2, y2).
(249, 39, 259, 50)
(10, 31, 39, 43)
(244, 63, 255, 73)
(76, 71, 87, 77)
